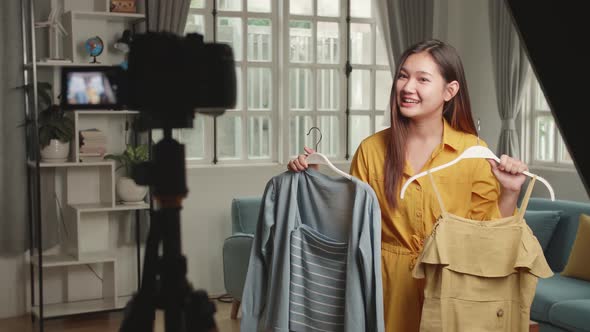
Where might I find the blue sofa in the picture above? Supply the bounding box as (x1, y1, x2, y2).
(527, 198, 590, 332)
(222, 197, 261, 319)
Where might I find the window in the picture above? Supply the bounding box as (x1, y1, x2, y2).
(151, 0, 211, 161)
(348, 3, 391, 155)
(524, 77, 572, 167)
(176, 0, 390, 164)
(216, 1, 275, 162)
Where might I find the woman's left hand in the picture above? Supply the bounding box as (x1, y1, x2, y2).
(487, 155, 528, 193)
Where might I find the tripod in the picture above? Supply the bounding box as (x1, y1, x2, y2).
(119, 128, 217, 332)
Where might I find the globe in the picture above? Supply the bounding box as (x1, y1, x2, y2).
(85, 36, 104, 63)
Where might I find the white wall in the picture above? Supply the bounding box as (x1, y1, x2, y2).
(444, 0, 500, 152)
(529, 169, 589, 201)
(180, 164, 285, 294)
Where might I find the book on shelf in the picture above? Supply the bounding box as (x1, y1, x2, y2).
(79, 129, 107, 162)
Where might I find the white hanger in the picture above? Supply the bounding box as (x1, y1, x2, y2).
(305, 127, 352, 180)
(400, 120, 555, 201)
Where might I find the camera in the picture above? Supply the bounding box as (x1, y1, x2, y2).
(60, 31, 237, 129)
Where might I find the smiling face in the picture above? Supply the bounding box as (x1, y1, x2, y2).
(395, 51, 459, 122)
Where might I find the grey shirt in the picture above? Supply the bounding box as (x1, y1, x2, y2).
(241, 169, 384, 332)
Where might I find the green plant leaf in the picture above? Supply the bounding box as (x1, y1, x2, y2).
(37, 88, 52, 110)
(19, 82, 53, 110)
(39, 129, 51, 148)
(135, 145, 149, 162)
(54, 126, 71, 142)
(125, 145, 135, 160)
(38, 106, 74, 143)
(104, 144, 149, 176)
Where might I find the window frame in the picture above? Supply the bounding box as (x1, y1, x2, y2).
(282, 0, 348, 160)
(522, 77, 574, 171)
(182, 0, 390, 166)
(348, 9, 391, 157)
(215, 3, 280, 164)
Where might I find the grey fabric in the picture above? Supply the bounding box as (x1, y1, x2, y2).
(148, 0, 190, 34)
(375, 0, 434, 126)
(223, 233, 254, 301)
(489, 0, 530, 158)
(240, 169, 384, 332)
(1, 0, 33, 255)
(289, 224, 347, 331)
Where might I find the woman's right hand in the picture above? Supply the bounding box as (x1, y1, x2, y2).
(287, 146, 319, 172)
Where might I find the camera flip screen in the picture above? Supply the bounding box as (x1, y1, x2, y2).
(61, 66, 125, 110)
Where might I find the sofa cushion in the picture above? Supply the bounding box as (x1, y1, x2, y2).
(562, 214, 590, 282)
(526, 198, 590, 272)
(531, 274, 590, 323)
(548, 299, 590, 332)
(524, 210, 562, 251)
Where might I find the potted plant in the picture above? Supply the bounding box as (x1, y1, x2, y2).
(39, 104, 75, 162)
(22, 82, 74, 162)
(104, 144, 149, 204)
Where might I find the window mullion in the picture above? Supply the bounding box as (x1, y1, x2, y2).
(344, 0, 351, 159)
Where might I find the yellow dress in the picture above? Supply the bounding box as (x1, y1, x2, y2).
(412, 175, 553, 331)
(350, 119, 502, 332)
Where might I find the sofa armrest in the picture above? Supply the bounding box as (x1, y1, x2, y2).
(223, 234, 254, 300)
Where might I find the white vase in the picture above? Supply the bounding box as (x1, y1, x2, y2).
(116, 176, 148, 204)
(40, 139, 70, 162)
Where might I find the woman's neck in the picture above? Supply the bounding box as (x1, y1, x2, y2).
(407, 114, 444, 143)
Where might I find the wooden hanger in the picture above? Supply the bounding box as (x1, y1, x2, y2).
(305, 127, 352, 180)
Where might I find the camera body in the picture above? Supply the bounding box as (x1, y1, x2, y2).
(61, 32, 236, 129)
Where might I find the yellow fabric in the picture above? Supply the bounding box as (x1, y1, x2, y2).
(350, 119, 503, 332)
(561, 213, 590, 281)
(412, 177, 552, 331)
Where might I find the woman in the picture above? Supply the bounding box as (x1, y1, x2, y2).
(288, 39, 528, 331)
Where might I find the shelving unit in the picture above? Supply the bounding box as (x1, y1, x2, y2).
(31, 295, 133, 318)
(62, 9, 144, 64)
(21, 0, 148, 327)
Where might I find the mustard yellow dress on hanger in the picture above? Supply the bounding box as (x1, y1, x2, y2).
(412, 174, 552, 331)
(350, 119, 503, 332)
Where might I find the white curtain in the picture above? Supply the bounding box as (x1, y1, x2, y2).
(1, 0, 31, 254)
(148, 0, 190, 34)
(489, 0, 530, 158)
(375, 0, 434, 126)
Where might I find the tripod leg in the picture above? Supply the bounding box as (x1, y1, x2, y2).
(230, 299, 240, 320)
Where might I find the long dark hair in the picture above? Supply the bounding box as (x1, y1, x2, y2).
(384, 39, 477, 209)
